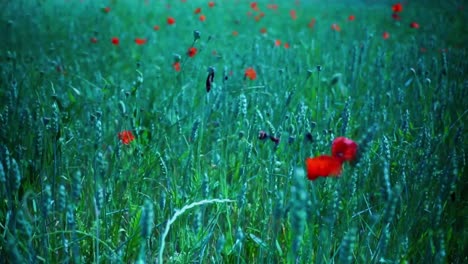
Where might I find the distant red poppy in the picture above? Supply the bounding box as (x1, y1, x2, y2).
(267, 4, 278, 10)
(331, 23, 341, 32)
(308, 18, 316, 28)
(208, 1, 215, 7)
(409, 22, 420, 29)
(391, 13, 401, 20)
(153, 25, 160, 31)
(103, 6, 111, 13)
(194, 7, 201, 14)
(275, 39, 281, 46)
(290, 10, 297, 20)
(90, 37, 98, 43)
(135, 38, 147, 45)
(392, 3, 403, 12)
(118, 131, 135, 145)
(383, 31, 390, 39)
(284, 43, 290, 49)
(173, 61, 181, 71)
(111, 37, 119, 45)
(167, 17, 176, 25)
(331, 137, 358, 162)
(250, 2, 259, 11)
(348, 15, 355, 21)
(232, 31, 238, 36)
(305, 155, 343, 181)
(199, 14, 206, 21)
(245, 67, 257, 80)
(187, 47, 197, 57)
(260, 28, 267, 34)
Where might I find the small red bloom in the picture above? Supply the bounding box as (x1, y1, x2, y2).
(409, 22, 420, 29)
(199, 14, 206, 21)
(194, 7, 201, 14)
(284, 43, 290, 49)
(167, 17, 176, 25)
(391, 13, 401, 20)
(331, 23, 341, 32)
(118, 131, 135, 145)
(208, 1, 215, 7)
(187, 47, 197, 57)
(173, 61, 181, 71)
(232, 31, 238, 36)
(135, 38, 147, 45)
(245, 67, 257, 80)
(103, 6, 111, 13)
(90, 37, 98, 43)
(290, 10, 297, 20)
(331, 137, 358, 162)
(275, 39, 281, 46)
(348, 15, 355, 21)
(111, 37, 119, 45)
(153, 25, 160, 31)
(260, 27, 267, 34)
(308, 18, 316, 28)
(392, 3, 403, 13)
(250, 2, 259, 11)
(305, 155, 343, 181)
(383, 31, 390, 39)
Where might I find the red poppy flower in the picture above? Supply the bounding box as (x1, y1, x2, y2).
(391, 13, 401, 20)
(167, 17, 176, 25)
(409, 22, 420, 29)
(232, 31, 238, 36)
(135, 38, 147, 45)
(284, 43, 290, 49)
(275, 39, 281, 46)
(260, 28, 267, 34)
(331, 23, 341, 32)
(331, 137, 358, 162)
(305, 155, 343, 181)
(290, 10, 297, 20)
(208, 1, 215, 7)
(267, 4, 278, 10)
(382, 31, 390, 39)
(153, 25, 160, 31)
(199, 15, 206, 21)
(90, 37, 98, 43)
(111, 37, 119, 45)
(250, 2, 259, 11)
(173, 61, 181, 71)
(348, 15, 355, 21)
(392, 3, 403, 12)
(118, 131, 135, 145)
(187, 47, 197, 57)
(194, 7, 201, 14)
(103, 6, 111, 13)
(245, 67, 257, 80)
(308, 18, 316, 28)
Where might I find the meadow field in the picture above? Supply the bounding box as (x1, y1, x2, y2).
(0, 0, 466, 263)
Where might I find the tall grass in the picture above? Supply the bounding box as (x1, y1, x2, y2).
(0, 0, 466, 263)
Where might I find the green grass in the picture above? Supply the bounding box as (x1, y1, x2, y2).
(0, 0, 467, 263)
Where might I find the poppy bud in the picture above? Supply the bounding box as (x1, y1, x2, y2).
(258, 130, 268, 140)
(173, 53, 181, 62)
(270, 135, 280, 144)
(193, 30, 201, 40)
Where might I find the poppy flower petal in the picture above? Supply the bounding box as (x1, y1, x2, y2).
(305, 155, 343, 181)
(331, 137, 358, 161)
